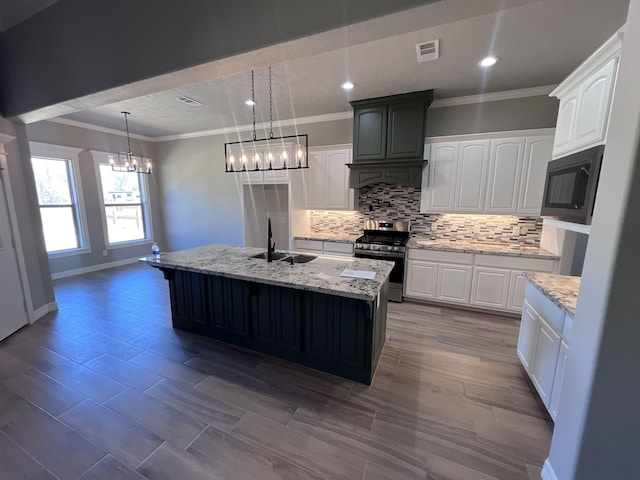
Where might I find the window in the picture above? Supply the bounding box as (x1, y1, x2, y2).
(31, 149, 86, 254)
(96, 158, 152, 245)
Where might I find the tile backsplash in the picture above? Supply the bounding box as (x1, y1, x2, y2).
(309, 183, 543, 244)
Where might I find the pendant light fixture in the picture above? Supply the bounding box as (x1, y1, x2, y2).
(224, 67, 308, 173)
(108, 111, 152, 174)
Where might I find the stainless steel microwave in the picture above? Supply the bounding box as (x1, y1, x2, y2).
(541, 145, 605, 225)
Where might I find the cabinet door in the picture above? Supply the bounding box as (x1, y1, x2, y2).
(470, 267, 510, 310)
(548, 340, 569, 421)
(326, 150, 353, 209)
(573, 57, 617, 152)
(517, 136, 553, 215)
(421, 143, 458, 212)
(306, 151, 327, 208)
(507, 270, 528, 312)
(517, 300, 538, 372)
(436, 263, 472, 304)
(530, 315, 562, 407)
(553, 90, 579, 158)
(454, 140, 490, 212)
(353, 106, 387, 161)
(485, 138, 524, 213)
(387, 101, 425, 159)
(323, 241, 354, 256)
(405, 260, 438, 299)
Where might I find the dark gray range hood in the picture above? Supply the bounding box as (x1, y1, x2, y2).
(348, 90, 433, 189)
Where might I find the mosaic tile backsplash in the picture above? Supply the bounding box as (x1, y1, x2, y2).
(309, 183, 543, 245)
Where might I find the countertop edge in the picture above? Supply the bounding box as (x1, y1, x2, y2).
(293, 235, 358, 244)
(524, 272, 579, 316)
(407, 239, 560, 260)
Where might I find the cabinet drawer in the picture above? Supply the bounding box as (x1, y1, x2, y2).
(407, 248, 474, 265)
(323, 241, 354, 255)
(475, 254, 556, 272)
(525, 282, 565, 332)
(295, 239, 324, 252)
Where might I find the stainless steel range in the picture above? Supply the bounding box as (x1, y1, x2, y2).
(354, 220, 410, 303)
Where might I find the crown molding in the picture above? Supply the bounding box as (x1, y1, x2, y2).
(46, 117, 156, 142)
(430, 85, 557, 108)
(154, 111, 354, 142)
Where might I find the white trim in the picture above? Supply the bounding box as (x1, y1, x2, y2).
(0, 140, 35, 320)
(105, 239, 152, 250)
(541, 459, 559, 480)
(543, 218, 591, 235)
(426, 128, 556, 144)
(46, 117, 155, 142)
(31, 301, 59, 323)
(550, 28, 624, 99)
(48, 247, 92, 259)
(430, 85, 557, 108)
(155, 111, 354, 142)
(51, 257, 140, 280)
(29, 141, 83, 159)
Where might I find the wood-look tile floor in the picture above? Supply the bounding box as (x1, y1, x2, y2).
(0, 264, 552, 479)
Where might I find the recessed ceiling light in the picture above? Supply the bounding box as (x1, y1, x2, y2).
(342, 81, 355, 90)
(480, 56, 499, 67)
(245, 99, 256, 106)
(176, 95, 202, 106)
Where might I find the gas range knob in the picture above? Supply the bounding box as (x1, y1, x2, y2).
(361, 244, 369, 250)
(372, 245, 380, 251)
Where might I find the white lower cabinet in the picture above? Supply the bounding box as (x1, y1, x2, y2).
(471, 267, 510, 309)
(294, 239, 354, 257)
(507, 271, 528, 312)
(405, 261, 438, 299)
(517, 281, 572, 421)
(437, 264, 473, 304)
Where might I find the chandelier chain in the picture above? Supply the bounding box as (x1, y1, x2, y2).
(269, 66, 274, 139)
(251, 70, 257, 141)
(122, 111, 132, 155)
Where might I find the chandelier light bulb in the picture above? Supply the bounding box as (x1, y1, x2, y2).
(108, 156, 115, 165)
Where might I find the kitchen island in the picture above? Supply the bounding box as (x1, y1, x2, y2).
(141, 245, 394, 384)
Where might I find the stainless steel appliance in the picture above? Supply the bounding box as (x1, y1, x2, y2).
(355, 220, 410, 303)
(541, 145, 605, 225)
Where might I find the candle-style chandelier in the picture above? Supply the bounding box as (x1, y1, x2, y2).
(109, 111, 152, 174)
(224, 67, 308, 173)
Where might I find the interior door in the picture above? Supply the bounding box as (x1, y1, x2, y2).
(0, 164, 29, 340)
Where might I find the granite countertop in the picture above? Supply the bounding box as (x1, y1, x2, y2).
(407, 237, 559, 259)
(524, 272, 581, 315)
(294, 233, 360, 243)
(140, 244, 393, 302)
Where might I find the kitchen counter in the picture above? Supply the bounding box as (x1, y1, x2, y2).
(524, 272, 581, 315)
(141, 244, 392, 302)
(293, 233, 359, 243)
(407, 237, 559, 259)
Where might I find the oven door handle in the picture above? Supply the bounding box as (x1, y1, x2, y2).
(355, 251, 405, 260)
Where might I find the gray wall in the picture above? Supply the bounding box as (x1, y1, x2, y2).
(1, 0, 429, 117)
(157, 118, 352, 251)
(426, 95, 559, 137)
(1, 120, 56, 311)
(26, 121, 165, 275)
(546, 0, 640, 477)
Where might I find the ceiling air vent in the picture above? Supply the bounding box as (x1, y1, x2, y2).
(176, 95, 202, 106)
(416, 39, 439, 63)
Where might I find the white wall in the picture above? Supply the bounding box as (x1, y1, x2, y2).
(545, 1, 640, 478)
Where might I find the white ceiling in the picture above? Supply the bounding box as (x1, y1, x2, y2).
(44, 0, 630, 138)
(0, 0, 59, 31)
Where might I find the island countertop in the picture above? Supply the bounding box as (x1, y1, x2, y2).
(141, 244, 393, 302)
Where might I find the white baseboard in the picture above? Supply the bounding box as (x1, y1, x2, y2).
(31, 301, 59, 323)
(542, 459, 559, 480)
(51, 257, 140, 280)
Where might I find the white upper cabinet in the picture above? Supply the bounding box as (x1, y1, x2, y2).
(421, 130, 553, 215)
(517, 136, 554, 215)
(550, 30, 622, 158)
(485, 138, 525, 213)
(305, 148, 354, 210)
(454, 141, 490, 213)
(421, 143, 458, 212)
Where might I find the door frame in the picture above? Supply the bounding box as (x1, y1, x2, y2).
(0, 135, 34, 322)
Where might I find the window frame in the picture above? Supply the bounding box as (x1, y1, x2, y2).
(30, 142, 91, 258)
(93, 150, 154, 249)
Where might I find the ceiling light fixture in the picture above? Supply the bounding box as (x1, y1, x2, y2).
(480, 56, 499, 67)
(225, 67, 308, 173)
(108, 112, 152, 174)
(342, 81, 355, 90)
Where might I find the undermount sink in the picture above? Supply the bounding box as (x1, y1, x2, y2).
(284, 254, 317, 264)
(251, 252, 289, 261)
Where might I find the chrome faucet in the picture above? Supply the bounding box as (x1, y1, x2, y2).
(267, 217, 275, 262)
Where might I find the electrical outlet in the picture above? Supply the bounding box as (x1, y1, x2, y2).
(473, 224, 480, 234)
(431, 223, 438, 232)
(102, 250, 108, 257)
(512, 226, 520, 236)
